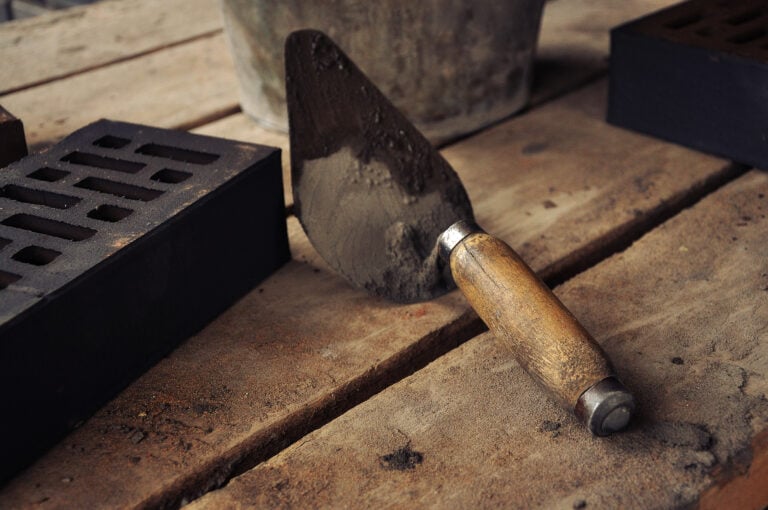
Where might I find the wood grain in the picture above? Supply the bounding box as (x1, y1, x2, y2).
(441, 80, 745, 283)
(0, 77, 740, 510)
(2, 33, 239, 150)
(0, 104, 27, 167)
(0, 0, 222, 95)
(0, 0, 724, 507)
(532, 0, 670, 102)
(451, 233, 611, 410)
(187, 171, 768, 510)
(698, 429, 768, 510)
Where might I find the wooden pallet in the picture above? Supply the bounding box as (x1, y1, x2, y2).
(1, 1, 766, 508)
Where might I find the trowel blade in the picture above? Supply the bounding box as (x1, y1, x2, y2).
(286, 29, 474, 303)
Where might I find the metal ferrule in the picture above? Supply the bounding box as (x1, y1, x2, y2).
(437, 219, 483, 262)
(575, 377, 636, 436)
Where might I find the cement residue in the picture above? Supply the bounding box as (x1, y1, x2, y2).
(296, 146, 467, 302)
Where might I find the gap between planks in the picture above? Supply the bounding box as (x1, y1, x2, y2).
(122, 71, 753, 507)
(1, 81, 739, 508)
(143, 310, 486, 509)
(0, 1, 706, 506)
(173, 162, 751, 509)
(0, 28, 224, 97)
(185, 170, 768, 509)
(0, 0, 225, 96)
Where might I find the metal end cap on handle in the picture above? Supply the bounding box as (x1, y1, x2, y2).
(437, 220, 483, 262)
(575, 377, 636, 436)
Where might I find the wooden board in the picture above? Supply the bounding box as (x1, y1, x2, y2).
(0, 0, 222, 95)
(441, 80, 745, 283)
(0, 0, 676, 154)
(0, 79, 742, 509)
(191, 0, 678, 209)
(534, 0, 669, 94)
(0, 0, 721, 506)
(1, 33, 239, 150)
(187, 170, 768, 510)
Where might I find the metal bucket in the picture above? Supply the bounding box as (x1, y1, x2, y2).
(220, 0, 545, 144)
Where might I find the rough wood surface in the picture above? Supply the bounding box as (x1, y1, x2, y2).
(0, 79, 740, 509)
(699, 429, 768, 510)
(530, 0, 673, 113)
(0, 0, 222, 95)
(188, 170, 768, 510)
(190, 0, 678, 208)
(2, 33, 239, 150)
(0, 0, 723, 507)
(440, 80, 745, 283)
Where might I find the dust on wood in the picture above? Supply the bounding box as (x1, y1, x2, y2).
(0, 1, 718, 508)
(185, 172, 768, 509)
(0, 0, 222, 95)
(2, 34, 239, 149)
(379, 443, 424, 471)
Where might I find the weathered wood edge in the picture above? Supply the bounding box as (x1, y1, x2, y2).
(186, 170, 768, 510)
(0, 0, 223, 96)
(698, 428, 768, 509)
(0, 0, 712, 506)
(2, 33, 240, 151)
(0, 78, 743, 510)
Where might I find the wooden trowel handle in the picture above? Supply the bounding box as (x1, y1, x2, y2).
(438, 221, 635, 435)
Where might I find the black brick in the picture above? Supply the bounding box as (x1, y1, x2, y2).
(608, 0, 768, 169)
(0, 105, 28, 169)
(0, 120, 289, 482)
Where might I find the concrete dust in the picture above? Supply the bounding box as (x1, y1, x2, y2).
(296, 146, 465, 303)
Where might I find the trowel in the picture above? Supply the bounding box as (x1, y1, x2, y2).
(286, 30, 635, 436)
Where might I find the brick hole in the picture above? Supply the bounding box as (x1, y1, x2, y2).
(0, 237, 11, 251)
(0, 184, 81, 209)
(75, 177, 164, 202)
(27, 167, 70, 183)
(2, 214, 96, 241)
(87, 204, 134, 223)
(665, 13, 703, 29)
(93, 135, 131, 149)
(61, 152, 145, 174)
(726, 9, 764, 26)
(151, 168, 193, 184)
(136, 143, 219, 165)
(0, 269, 21, 290)
(12, 246, 61, 266)
(728, 27, 768, 44)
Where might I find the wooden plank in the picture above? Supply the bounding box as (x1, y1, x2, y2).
(1, 33, 239, 150)
(699, 429, 768, 510)
(0, 78, 742, 509)
(533, 0, 669, 95)
(0, 0, 222, 95)
(187, 170, 768, 510)
(0, 0, 670, 155)
(443, 80, 745, 282)
(537, 0, 665, 62)
(191, 0, 678, 207)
